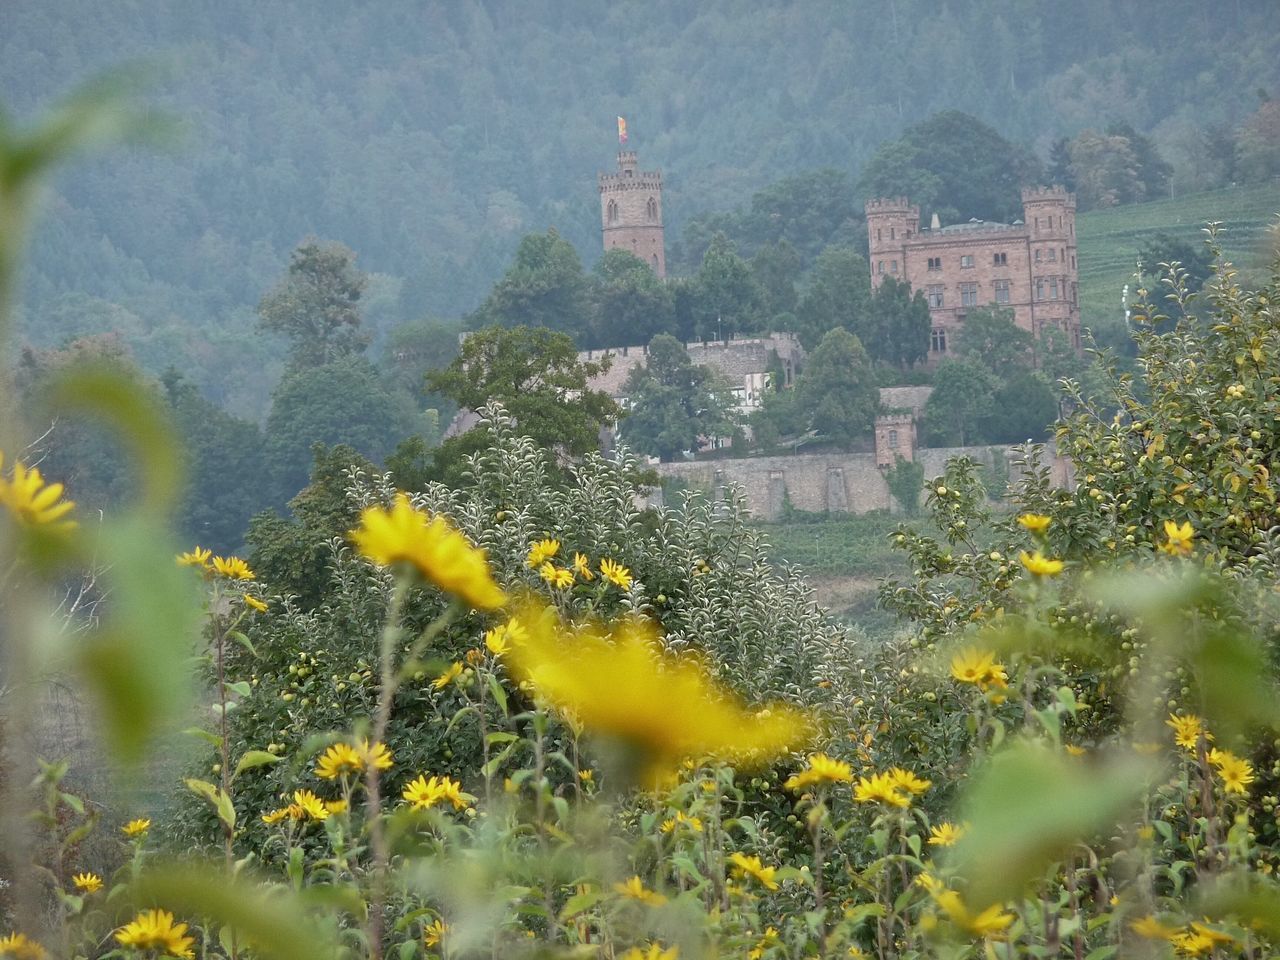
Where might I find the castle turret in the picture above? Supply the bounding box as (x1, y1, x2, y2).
(1021, 186, 1080, 347)
(865, 197, 919, 287)
(599, 150, 665, 277)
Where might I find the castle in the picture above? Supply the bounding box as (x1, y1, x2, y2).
(865, 187, 1081, 359)
(598, 150, 666, 277)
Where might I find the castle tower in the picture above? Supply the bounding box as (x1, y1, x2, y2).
(599, 150, 666, 277)
(865, 197, 919, 288)
(1021, 186, 1081, 348)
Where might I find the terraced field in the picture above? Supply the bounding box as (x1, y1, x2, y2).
(1076, 182, 1280, 335)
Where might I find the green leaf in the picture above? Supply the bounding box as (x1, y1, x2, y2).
(559, 887, 605, 920)
(232, 750, 282, 783)
(182, 727, 223, 748)
(228, 680, 253, 698)
(950, 740, 1153, 906)
(230, 630, 259, 657)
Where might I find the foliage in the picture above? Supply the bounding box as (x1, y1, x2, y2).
(793, 327, 879, 449)
(427, 325, 620, 459)
(884, 454, 925, 516)
(620, 334, 736, 462)
(793, 245, 871, 350)
(866, 275, 931, 369)
(923, 357, 997, 447)
(684, 234, 767, 340)
(468, 229, 591, 341)
(586, 248, 675, 348)
(257, 241, 370, 371)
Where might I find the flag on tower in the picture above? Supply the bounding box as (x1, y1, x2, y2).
(617, 116, 628, 144)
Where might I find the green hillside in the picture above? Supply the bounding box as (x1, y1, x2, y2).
(1076, 182, 1280, 335)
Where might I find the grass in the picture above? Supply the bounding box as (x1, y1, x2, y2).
(1076, 181, 1280, 338)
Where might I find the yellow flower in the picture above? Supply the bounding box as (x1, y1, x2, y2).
(1209, 749, 1255, 794)
(1065, 744, 1087, 757)
(0, 456, 76, 531)
(928, 822, 965, 846)
(0, 932, 47, 959)
(749, 927, 780, 960)
(526, 538, 560, 568)
(1188, 922, 1233, 946)
(114, 909, 195, 959)
(432, 661, 463, 690)
(728, 852, 780, 890)
(484, 616, 527, 656)
(853, 772, 910, 808)
(243, 594, 268, 613)
(614, 875, 667, 905)
(661, 811, 703, 834)
(1165, 713, 1211, 751)
(212, 555, 255, 580)
(573, 552, 595, 580)
(71, 872, 102, 894)
(423, 919, 448, 948)
(931, 889, 1014, 938)
(949, 648, 1006, 688)
(888, 767, 930, 795)
(176, 545, 212, 570)
(1170, 930, 1216, 956)
(315, 740, 393, 779)
(402, 774, 471, 811)
(1018, 550, 1063, 576)
(1017, 513, 1051, 532)
(539, 562, 575, 589)
(620, 946, 679, 960)
(1159, 519, 1195, 556)
(599, 557, 633, 590)
(784, 753, 854, 791)
(578, 768, 594, 784)
(325, 799, 349, 814)
(502, 602, 810, 786)
(291, 789, 330, 821)
(261, 807, 291, 825)
(350, 492, 507, 609)
(121, 818, 151, 837)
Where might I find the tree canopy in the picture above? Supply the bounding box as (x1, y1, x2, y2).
(620, 334, 735, 462)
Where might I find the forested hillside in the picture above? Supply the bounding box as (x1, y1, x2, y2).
(4, 0, 1278, 414)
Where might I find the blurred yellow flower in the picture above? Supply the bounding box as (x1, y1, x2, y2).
(0, 456, 76, 531)
(1018, 550, 1063, 576)
(749, 927, 780, 960)
(1209, 749, 1255, 794)
(432, 661, 463, 690)
(573, 551, 595, 580)
(212, 555, 255, 580)
(403, 774, 471, 811)
(502, 602, 810, 786)
(261, 807, 290, 825)
(888, 767, 930, 795)
(176, 545, 212, 570)
(291, 789, 330, 821)
(660, 811, 702, 833)
(599, 557, 633, 590)
(526, 538, 560, 567)
(614, 876, 667, 905)
(932, 890, 1014, 937)
(243, 594, 268, 613)
(949, 648, 1006, 688)
(0, 932, 47, 959)
(539, 562, 575, 589)
(728, 852, 780, 890)
(784, 753, 853, 791)
(71, 872, 102, 894)
(620, 946, 678, 960)
(853, 772, 910, 808)
(1170, 930, 1216, 956)
(114, 910, 194, 959)
(927, 822, 965, 846)
(350, 492, 506, 609)
(1017, 513, 1051, 532)
(315, 740, 392, 779)
(485, 617, 527, 656)
(121, 818, 151, 837)
(1159, 519, 1195, 556)
(1165, 713, 1210, 751)
(423, 919, 448, 948)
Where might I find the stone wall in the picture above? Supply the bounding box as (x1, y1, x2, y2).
(652, 444, 1063, 520)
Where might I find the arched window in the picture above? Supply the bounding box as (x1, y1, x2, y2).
(646, 196, 658, 221)
(607, 199, 619, 224)
(651, 254, 659, 270)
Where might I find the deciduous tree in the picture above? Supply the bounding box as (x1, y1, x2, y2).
(620, 334, 735, 462)
(257, 241, 369, 371)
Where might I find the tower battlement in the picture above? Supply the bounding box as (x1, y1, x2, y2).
(1021, 185, 1075, 206)
(599, 148, 665, 277)
(865, 197, 917, 214)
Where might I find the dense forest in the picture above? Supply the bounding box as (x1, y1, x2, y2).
(5, 0, 1279, 416)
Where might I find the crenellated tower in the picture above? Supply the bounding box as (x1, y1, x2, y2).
(599, 150, 666, 277)
(1021, 185, 1080, 347)
(864, 197, 919, 287)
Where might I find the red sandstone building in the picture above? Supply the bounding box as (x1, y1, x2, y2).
(599, 150, 666, 278)
(865, 187, 1081, 359)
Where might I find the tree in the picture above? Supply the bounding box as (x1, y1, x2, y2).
(257, 241, 369, 371)
(982, 369, 1058, 444)
(794, 327, 879, 449)
(1047, 137, 1076, 191)
(1105, 122, 1171, 200)
(858, 111, 1040, 224)
(923, 357, 997, 446)
(620, 334, 735, 462)
(264, 356, 421, 503)
(1236, 99, 1280, 184)
(1065, 130, 1144, 209)
(427, 325, 619, 458)
(687, 234, 767, 340)
(382, 317, 462, 416)
(586, 249, 675, 348)
(751, 239, 801, 319)
(795, 246, 872, 350)
(866, 276, 931, 368)
(1137, 233, 1215, 295)
(953, 306, 1034, 372)
(469, 229, 590, 341)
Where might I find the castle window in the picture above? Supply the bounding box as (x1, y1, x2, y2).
(930, 328, 947, 352)
(1047, 248, 1057, 262)
(877, 261, 885, 274)
(647, 196, 658, 221)
(1060, 247, 1065, 262)
(607, 199, 619, 224)
(1035, 249, 1042, 263)
(993, 252, 1008, 266)
(994, 279, 1011, 304)
(651, 254, 659, 270)
(1035, 217, 1041, 231)
(888, 429, 899, 449)
(927, 256, 942, 271)
(890, 259, 898, 274)
(890, 227, 896, 240)
(1035, 279, 1045, 301)
(927, 284, 944, 308)
(960, 282, 978, 307)
(1071, 254, 1076, 268)
(960, 254, 974, 269)
(1050, 278, 1059, 300)
(877, 228, 882, 242)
